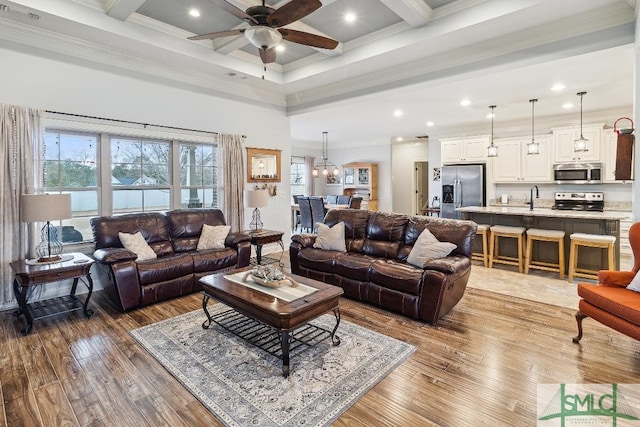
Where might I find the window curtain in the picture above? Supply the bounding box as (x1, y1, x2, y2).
(304, 155, 315, 196)
(219, 133, 244, 231)
(0, 104, 44, 306)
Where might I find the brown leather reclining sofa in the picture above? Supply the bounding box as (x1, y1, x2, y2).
(290, 209, 477, 324)
(91, 209, 251, 311)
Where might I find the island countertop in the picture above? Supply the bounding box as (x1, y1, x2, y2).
(456, 206, 631, 220)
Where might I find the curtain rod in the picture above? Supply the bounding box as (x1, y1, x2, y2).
(45, 110, 247, 138)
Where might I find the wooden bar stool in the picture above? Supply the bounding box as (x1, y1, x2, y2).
(489, 225, 526, 273)
(524, 229, 566, 279)
(471, 224, 490, 267)
(568, 233, 616, 282)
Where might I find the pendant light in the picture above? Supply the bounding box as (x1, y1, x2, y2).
(312, 131, 339, 177)
(486, 105, 498, 157)
(526, 99, 540, 155)
(574, 91, 589, 153)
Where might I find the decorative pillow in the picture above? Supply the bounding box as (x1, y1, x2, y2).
(407, 228, 457, 268)
(118, 231, 157, 262)
(313, 222, 347, 252)
(197, 224, 231, 250)
(626, 271, 640, 292)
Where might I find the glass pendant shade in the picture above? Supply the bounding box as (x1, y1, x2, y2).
(574, 91, 589, 153)
(312, 168, 319, 177)
(486, 105, 498, 157)
(527, 98, 539, 155)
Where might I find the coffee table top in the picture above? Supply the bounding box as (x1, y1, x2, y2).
(199, 267, 343, 329)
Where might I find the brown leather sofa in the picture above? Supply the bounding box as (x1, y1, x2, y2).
(574, 222, 640, 342)
(91, 209, 251, 311)
(290, 209, 477, 324)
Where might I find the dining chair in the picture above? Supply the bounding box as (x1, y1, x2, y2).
(309, 196, 327, 232)
(337, 195, 350, 205)
(348, 197, 363, 209)
(326, 195, 338, 204)
(297, 197, 313, 233)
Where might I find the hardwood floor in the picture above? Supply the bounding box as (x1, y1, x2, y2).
(1, 282, 639, 426)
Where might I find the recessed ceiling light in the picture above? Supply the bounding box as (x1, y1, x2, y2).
(551, 83, 566, 91)
(345, 12, 356, 23)
(426, 121, 434, 127)
(276, 44, 285, 52)
(396, 137, 404, 141)
(562, 102, 574, 109)
(460, 99, 471, 106)
(486, 112, 495, 119)
(189, 8, 200, 18)
(393, 110, 403, 117)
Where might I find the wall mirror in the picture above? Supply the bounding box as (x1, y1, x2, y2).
(246, 147, 281, 182)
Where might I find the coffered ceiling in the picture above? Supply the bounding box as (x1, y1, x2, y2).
(0, 0, 636, 144)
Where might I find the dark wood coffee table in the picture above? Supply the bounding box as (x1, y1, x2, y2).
(199, 267, 343, 377)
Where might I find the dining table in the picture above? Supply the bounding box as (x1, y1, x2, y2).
(291, 203, 349, 231)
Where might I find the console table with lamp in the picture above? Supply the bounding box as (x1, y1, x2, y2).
(12, 194, 95, 334)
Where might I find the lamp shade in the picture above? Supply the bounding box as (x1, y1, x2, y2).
(244, 27, 282, 49)
(21, 194, 72, 223)
(245, 190, 268, 208)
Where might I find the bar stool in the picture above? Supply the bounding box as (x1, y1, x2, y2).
(471, 224, 490, 267)
(489, 225, 526, 273)
(568, 233, 616, 282)
(524, 229, 566, 279)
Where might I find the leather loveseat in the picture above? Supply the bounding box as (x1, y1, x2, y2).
(91, 209, 251, 311)
(290, 209, 477, 324)
(574, 222, 640, 342)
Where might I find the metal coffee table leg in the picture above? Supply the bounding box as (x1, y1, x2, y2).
(331, 307, 341, 346)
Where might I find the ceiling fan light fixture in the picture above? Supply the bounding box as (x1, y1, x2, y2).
(244, 26, 282, 49)
(527, 98, 539, 155)
(574, 91, 589, 153)
(487, 105, 498, 157)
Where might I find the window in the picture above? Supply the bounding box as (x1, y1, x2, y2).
(111, 137, 170, 213)
(44, 131, 99, 244)
(179, 143, 218, 208)
(44, 122, 219, 244)
(291, 156, 305, 199)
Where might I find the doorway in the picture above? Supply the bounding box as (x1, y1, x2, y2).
(415, 161, 429, 215)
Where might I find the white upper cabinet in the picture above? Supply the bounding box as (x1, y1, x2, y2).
(552, 124, 603, 162)
(492, 136, 552, 183)
(441, 136, 489, 164)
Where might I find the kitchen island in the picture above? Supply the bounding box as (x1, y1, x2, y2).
(458, 206, 631, 272)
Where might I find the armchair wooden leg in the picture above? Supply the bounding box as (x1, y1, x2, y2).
(573, 311, 588, 343)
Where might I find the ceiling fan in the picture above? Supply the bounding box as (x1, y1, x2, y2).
(188, 0, 339, 64)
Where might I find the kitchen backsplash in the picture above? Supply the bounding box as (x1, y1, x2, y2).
(489, 198, 632, 211)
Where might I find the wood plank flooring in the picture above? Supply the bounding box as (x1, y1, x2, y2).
(1, 284, 639, 426)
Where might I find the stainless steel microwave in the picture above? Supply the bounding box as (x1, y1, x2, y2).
(553, 162, 602, 184)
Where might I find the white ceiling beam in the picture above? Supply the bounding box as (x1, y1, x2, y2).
(379, 0, 432, 27)
(104, 0, 145, 21)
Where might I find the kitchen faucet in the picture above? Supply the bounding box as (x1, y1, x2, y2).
(527, 185, 539, 210)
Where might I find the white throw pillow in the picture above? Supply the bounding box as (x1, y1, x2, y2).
(407, 228, 457, 268)
(118, 231, 157, 262)
(197, 224, 231, 250)
(313, 222, 347, 252)
(626, 271, 640, 292)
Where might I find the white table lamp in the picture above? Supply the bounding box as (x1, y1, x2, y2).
(21, 193, 72, 262)
(245, 190, 268, 231)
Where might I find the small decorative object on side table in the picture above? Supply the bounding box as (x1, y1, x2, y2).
(11, 252, 95, 335)
(241, 229, 284, 265)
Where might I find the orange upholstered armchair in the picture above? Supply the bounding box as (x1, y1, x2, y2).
(573, 222, 640, 343)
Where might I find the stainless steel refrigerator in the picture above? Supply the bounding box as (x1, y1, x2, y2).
(441, 164, 485, 219)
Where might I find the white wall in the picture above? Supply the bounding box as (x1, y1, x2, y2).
(0, 46, 293, 303)
(391, 140, 429, 215)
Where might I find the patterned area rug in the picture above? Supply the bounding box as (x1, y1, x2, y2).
(130, 305, 415, 427)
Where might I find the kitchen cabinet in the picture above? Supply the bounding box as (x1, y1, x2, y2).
(342, 162, 378, 211)
(603, 129, 634, 183)
(440, 136, 489, 164)
(552, 124, 603, 162)
(492, 136, 552, 183)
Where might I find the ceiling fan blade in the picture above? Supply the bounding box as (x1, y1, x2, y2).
(208, 0, 258, 24)
(267, 0, 322, 28)
(259, 47, 277, 64)
(279, 28, 339, 50)
(188, 29, 245, 41)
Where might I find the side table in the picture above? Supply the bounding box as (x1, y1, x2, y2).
(242, 229, 284, 265)
(11, 252, 95, 335)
